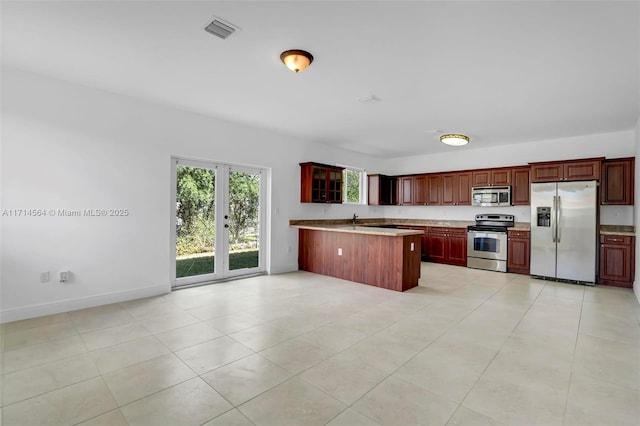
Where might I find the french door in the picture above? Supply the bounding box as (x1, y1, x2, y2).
(171, 157, 266, 287)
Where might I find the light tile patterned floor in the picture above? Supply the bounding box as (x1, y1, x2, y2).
(1, 264, 639, 425)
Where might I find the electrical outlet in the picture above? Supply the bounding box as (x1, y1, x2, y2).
(40, 271, 49, 283)
(59, 271, 70, 283)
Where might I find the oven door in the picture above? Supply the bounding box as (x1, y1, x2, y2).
(467, 230, 507, 261)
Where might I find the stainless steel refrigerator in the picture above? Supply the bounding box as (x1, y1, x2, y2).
(530, 180, 597, 284)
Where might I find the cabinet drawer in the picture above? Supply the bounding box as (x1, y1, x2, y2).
(600, 235, 632, 245)
(450, 227, 467, 235)
(433, 227, 466, 236)
(508, 230, 530, 239)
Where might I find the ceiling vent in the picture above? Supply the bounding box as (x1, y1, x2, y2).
(205, 18, 237, 40)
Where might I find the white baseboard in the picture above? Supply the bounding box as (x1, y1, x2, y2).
(0, 284, 170, 324)
(269, 263, 299, 275)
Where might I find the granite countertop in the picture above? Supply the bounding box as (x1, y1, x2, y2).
(291, 218, 635, 239)
(290, 218, 532, 231)
(600, 225, 635, 236)
(290, 223, 424, 237)
(290, 218, 474, 228)
(511, 223, 530, 231)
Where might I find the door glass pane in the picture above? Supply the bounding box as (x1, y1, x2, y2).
(228, 170, 260, 270)
(176, 165, 216, 278)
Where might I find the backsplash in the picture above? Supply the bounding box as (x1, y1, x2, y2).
(295, 203, 633, 226)
(600, 205, 634, 225)
(381, 204, 531, 223)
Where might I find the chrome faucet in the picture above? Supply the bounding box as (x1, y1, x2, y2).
(352, 213, 358, 224)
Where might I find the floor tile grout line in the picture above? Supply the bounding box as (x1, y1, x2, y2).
(561, 288, 586, 425)
(336, 279, 517, 426)
(443, 279, 552, 424)
(197, 292, 441, 425)
(0, 367, 103, 409)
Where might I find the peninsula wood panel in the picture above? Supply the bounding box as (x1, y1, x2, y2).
(298, 229, 421, 291)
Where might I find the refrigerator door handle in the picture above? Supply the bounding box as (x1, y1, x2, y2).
(551, 196, 557, 243)
(556, 196, 561, 243)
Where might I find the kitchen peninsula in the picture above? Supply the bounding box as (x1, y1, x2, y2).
(291, 220, 423, 291)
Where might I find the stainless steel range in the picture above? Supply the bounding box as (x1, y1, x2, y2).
(467, 214, 514, 272)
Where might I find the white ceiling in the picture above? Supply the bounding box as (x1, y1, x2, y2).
(2, 1, 639, 158)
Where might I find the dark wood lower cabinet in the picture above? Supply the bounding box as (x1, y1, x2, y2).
(507, 230, 530, 274)
(395, 225, 429, 260)
(598, 234, 635, 288)
(298, 229, 421, 291)
(426, 227, 467, 267)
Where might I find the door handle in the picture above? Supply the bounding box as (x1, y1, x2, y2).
(224, 224, 229, 228)
(556, 196, 561, 243)
(551, 196, 557, 243)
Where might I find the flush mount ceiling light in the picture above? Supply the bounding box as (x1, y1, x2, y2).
(280, 49, 314, 73)
(440, 134, 470, 146)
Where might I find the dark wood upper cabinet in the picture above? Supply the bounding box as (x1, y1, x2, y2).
(414, 175, 429, 205)
(530, 158, 603, 183)
(441, 173, 457, 205)
(511, 166, 531, 205)
(396, 174, 430, 205)
(472, 168, 512, 186)
(600, 158, 634, 205)
(441, 172, 471, 205)
(492, 168, 512, 186)
(456, 172, 472, 205)
(300, 162, 345, 203)
(368, 174, 397, 205)
(471, 169, 491, 187)
(398, 176, 414, 205)
(373, 156, 613, 207)
(426, 174, 441, 205)
(530, 163, 563, 182)
(565, 159, 601, 181)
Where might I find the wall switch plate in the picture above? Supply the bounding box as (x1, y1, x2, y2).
(410, 242, 415, 251)
(40, 271, 49, 283)
(338, 248, 342, 256)
(59, 271, 70, 282)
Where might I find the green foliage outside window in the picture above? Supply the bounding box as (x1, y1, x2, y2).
(176, 166, 260, 257)
(344, 168, 362, 203)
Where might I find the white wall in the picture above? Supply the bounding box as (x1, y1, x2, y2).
(378, 130, 636, 175)
(0, 68, 383, 322)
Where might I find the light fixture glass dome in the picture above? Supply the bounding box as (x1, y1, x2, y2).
(440, 134, 469, 146)
(280, 49, 314, 73)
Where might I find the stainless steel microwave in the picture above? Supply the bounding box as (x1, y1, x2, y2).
(471, 186, 511, 207)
